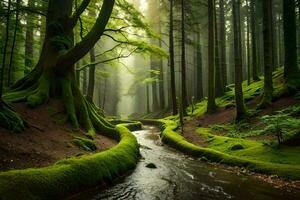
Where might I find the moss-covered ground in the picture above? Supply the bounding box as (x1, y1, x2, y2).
(159, 68, 300, 180)
(0, 125, 140, 200)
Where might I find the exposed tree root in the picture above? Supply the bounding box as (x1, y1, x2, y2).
(3, 70, 115, 138)
(0, 99, 25, 133)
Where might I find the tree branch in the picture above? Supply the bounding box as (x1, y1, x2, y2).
(70, 0, 91, 28)
(57, 0, 115, 71)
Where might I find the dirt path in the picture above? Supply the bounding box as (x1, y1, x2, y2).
(0, 100, 117, 171)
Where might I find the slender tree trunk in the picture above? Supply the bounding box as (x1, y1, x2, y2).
(260, 0, 273, 107)
(246, 0, 251, 85)
(146, 84, 150, 113)
(181, 0, 188, 115)
(169, 0, 177, 115)
(196, 31, 203, 101)
(283, 0, 300, 86)
(7, 0, 20, 86)
(82, 62, 88, 95)
(0, 0, 12, 97)
(219, 0, 227, 89)
(25, 0, 35, 75)
(207, 0, 217, 113)
(233, 0, 247, 121)
(158, 22, 165, 109)
(215, 0, 224, 97)
(87, 47, 96, 99)
(250, 0, 260, 81)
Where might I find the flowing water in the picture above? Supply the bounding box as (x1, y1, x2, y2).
(72, 126, 300, 200)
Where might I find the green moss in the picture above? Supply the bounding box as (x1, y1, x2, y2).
(160, 120, 300, 180)
(0, 125, 140, 200)
(0, 101, 25, 133)
(73, 137, 97, 151)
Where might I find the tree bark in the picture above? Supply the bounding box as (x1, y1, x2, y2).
(181, 0, 188, 115)
(260, 0, 273, 107)
(207, 0, 217, 113)
(25, 0, 35, 75)
(215, 0, 224, 97)
(169, 0, 177, 115)
(283, 0, 300, 87)
(219, 0, 227, 89)
(196, 31, 203, 101)
(250, 0, 260, 81)
(233, 0, 247, 121)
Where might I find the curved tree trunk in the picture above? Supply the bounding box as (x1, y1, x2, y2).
(3, 0, 116, 137)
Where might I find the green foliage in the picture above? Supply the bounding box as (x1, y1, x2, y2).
(0, 125, 140, 200)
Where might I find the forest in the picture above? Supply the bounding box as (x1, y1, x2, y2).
(0, 0, 300, 199)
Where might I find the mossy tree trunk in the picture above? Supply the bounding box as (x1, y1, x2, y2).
(196, 30, 203, 101)
(260, 0, 273, 108)
(283, 0, 300, 88)
(207, 0, 217, 114)
(3, 0, 116, 137)
(233, 0, 247, 121)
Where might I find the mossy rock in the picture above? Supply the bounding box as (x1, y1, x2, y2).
(230, 144, 245, 151)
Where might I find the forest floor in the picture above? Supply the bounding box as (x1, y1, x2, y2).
(159, 69, 300, 189)
(0, 99, 116, 171)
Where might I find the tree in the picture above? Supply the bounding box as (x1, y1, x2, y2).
(232, 0, 247, 121)
(250, 0, 260, 81)
(196, 30, 203, 101)
(215, 0, 224, 97)
(259, 0, 273, 108)
(169, 0, 177, 115)
(207, 0, 217, 113)
(4, 0, 116, 136)
(219, 0, 227, 90)
(283, 0, 300, 88)
(181, 0, 188, 115)
(25, 0, 35, 75)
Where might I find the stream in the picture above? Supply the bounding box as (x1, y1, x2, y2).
(72, 126, 300, 200)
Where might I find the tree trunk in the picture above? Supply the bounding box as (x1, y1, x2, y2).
(87, 47, 96, 99)
(246, 0, 251, 85)
(233, 0, 247, 121)
(219, 0, 227, 89)
(181, 0, 188, 115)
(158, 21, 165, 109)
(283, 0, 300, 87)
(169, 0, 177, 115)
(0, 0, 12, 97)
(4, 0, 116, 136)
(260, 0, 273, 107)
(7, 0, 20, 86)
(215, 0, 224, 97)
(196, 31, 203, 101)
(250, 0, 260, 81)
(25, 0, 35, 75)
(207, 0, 217, 113)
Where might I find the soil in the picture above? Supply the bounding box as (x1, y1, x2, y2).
(0, 99, 117, 171)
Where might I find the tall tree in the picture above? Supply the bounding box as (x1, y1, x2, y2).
(181, 0, 188, 115)
(196, 30, 203, 101)
(283, 0, 300, 87)
(233, 0, 247, 121)
(215, 0, 224, 97)
(219, 0, 227, 90)
(207, 0, 217, 113)
(25, 0, 35, 75)
(0, 0, 12, 97)
(5, 0, 116, 136)
(169, 0, 177, 115)
(250, 0, 260, 81)
(7, 0, 21, 86)
(260, 0, 273, 107)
